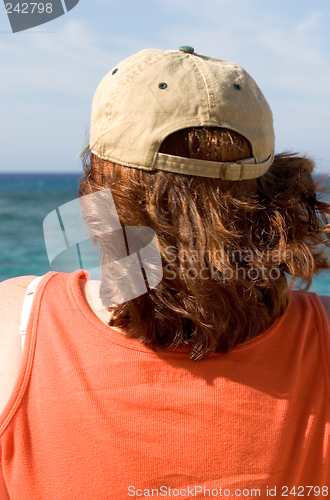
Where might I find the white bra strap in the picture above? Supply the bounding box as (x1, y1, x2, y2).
(20, 276, 44, 352)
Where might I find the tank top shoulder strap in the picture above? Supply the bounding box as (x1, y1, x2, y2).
(307, 292, 330, 393)
(20, 276, 45, 352)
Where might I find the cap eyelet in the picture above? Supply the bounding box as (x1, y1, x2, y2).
(233, 83, 241, 90)
(158, 82, 168, 89)
(112, 68, 118, 75)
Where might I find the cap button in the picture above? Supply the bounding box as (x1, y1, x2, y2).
(179, 45, 194, 54)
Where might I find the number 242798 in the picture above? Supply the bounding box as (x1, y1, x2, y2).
(5, 3, 53, 14)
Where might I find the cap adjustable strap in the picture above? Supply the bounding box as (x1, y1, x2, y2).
(154, 153, 274, 180)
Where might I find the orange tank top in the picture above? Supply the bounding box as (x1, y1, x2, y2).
(0, 270, 330, 499)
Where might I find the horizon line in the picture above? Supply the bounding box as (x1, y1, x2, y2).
(0, 171, 81, 174)
(0, 171, 328, 178)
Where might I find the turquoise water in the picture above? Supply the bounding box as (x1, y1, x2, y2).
(0, 174, 81, 280)
(1, 173, 330, 294)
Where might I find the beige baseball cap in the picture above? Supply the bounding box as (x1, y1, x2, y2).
(87, 47, 275, 181)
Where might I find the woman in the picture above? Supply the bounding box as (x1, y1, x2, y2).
(1, 47, 330, 499)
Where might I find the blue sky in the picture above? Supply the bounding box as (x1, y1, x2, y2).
(1, 0, 330, 172)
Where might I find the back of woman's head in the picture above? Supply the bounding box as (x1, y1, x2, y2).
(79, 126, 330, 361)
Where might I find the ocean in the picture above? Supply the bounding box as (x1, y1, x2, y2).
(0, 173, 81, 281)
(1, 173, 330, 295)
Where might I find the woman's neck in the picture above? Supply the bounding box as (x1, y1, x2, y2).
(79, 278, 124, 331)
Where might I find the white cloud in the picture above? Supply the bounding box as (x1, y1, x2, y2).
(260, 12, 325, 67)
(296, 11, 322, 35)
(0, 21, 138, 97)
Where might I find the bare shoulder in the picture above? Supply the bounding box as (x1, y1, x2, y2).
(318, 295, 330, 326)
(0, 276, 38, 416)
(0, 274, 39, 300)
(0, 275, 39, 338)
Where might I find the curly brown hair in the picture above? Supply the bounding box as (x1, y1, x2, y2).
(78, 127, 330, 361)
